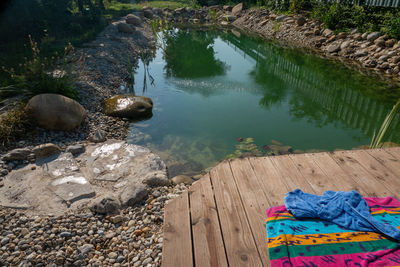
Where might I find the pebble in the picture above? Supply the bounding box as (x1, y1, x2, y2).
(0, 184, 188, 266)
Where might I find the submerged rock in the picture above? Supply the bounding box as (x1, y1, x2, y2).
(171, 175, 194, 185)
(26, 94, 86, 131)
(103, 95, 153, 119)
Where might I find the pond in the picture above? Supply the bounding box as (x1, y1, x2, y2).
(127, 28, 400, 177)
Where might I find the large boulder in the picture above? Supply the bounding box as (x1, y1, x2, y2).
(126, 14, 141, 26)
(117, 23, 134, 34)
(103, 95, 153, 119)
(143, 9, 154, 19)
(25, 94, 86, 131)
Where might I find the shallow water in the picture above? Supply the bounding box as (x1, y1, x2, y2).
(127, 28, 400, 176)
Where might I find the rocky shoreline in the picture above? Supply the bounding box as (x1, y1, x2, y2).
(1, 4, 400, 267)
(158, 4, 400, 83)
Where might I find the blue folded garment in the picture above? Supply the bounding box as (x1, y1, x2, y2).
(284, 189, 400, 241)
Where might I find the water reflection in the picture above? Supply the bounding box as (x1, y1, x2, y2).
(163, 29, 228, 78)
(222, 31, 400, 139)
(128, 28, 400, 176)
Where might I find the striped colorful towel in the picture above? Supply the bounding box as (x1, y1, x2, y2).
(266, 197, 400, 266)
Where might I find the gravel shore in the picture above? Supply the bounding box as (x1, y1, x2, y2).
(0, 184, 188, 267)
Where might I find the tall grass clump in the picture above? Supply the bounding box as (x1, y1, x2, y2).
(0, 36, 78, 101)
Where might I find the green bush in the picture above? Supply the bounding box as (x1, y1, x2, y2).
(0, 36, 78, 101)
(382, 11, 400, 39)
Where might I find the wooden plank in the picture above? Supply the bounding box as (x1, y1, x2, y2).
(189, 175, 228, 267)
(249, 156, 288, 206)
(345, 149, 400, 198)
(162, 191, 193, 267)
(210, 161, 263, 267)
(310, 152, 368, 195)
(270, 155, 315, 193)
(329, 151, 392, 197)
(289, 153, 338, 194)
(229, 158, 271, 266)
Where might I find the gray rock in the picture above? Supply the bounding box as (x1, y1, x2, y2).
(393, 56, 400, 64)
(117, 23, 134, 34)
(375, 38, 386, 47)
(361, 32, 368, 40)
(126, 14, 141, 26)
(1, 237, 9, 245)
(171, 175, 194, 185)
(322, 29, 334, 37)
(120, 184, 148, 207)
(355, 50, 368, 57)
(103, 95, 153, 119)
(232, 2, 243, 15)
(32, 143, 61, 158)
(340, 40, 351, 50)
(26, 94, 86, 131)
(367, 32, 380, 41)
(223, 5, 232, 11)
(142, 257, 152, 265)
(66, 144, 85, 156)
(276, 15, 287, 22)
(142, 172, 170, 186)
(60, 232, 72, 238)
(143, 9, 153, 19)
(327, 43, 341, 53)
(2, 148, 31, 161)
(90, 196, 121, 215)
(108, 252, 118, 259)
(116, 255, 125, 263)
(79, 244, 94, 255)
(89, 129, 107, 143)
(296, 16, 306, 26)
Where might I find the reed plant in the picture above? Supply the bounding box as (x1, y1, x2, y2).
(370, 99, 400, 148)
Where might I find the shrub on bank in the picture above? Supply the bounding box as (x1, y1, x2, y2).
(0, 36, 78, 101)
(0, 103, 31, 147)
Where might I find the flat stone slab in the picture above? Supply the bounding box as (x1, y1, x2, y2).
(0, 140, 169, 215)
(43, 153, 80, 178)
(50, 175, 95, 202)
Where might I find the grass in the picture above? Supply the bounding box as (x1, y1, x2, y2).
(370, 100, 400, 149)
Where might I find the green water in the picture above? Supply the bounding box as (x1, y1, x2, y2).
(127, 28, 400, 177)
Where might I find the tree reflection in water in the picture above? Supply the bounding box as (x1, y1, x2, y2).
(162, 29, 227, 78)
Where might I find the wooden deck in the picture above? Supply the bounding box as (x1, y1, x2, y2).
(162, 147, 400, 267)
